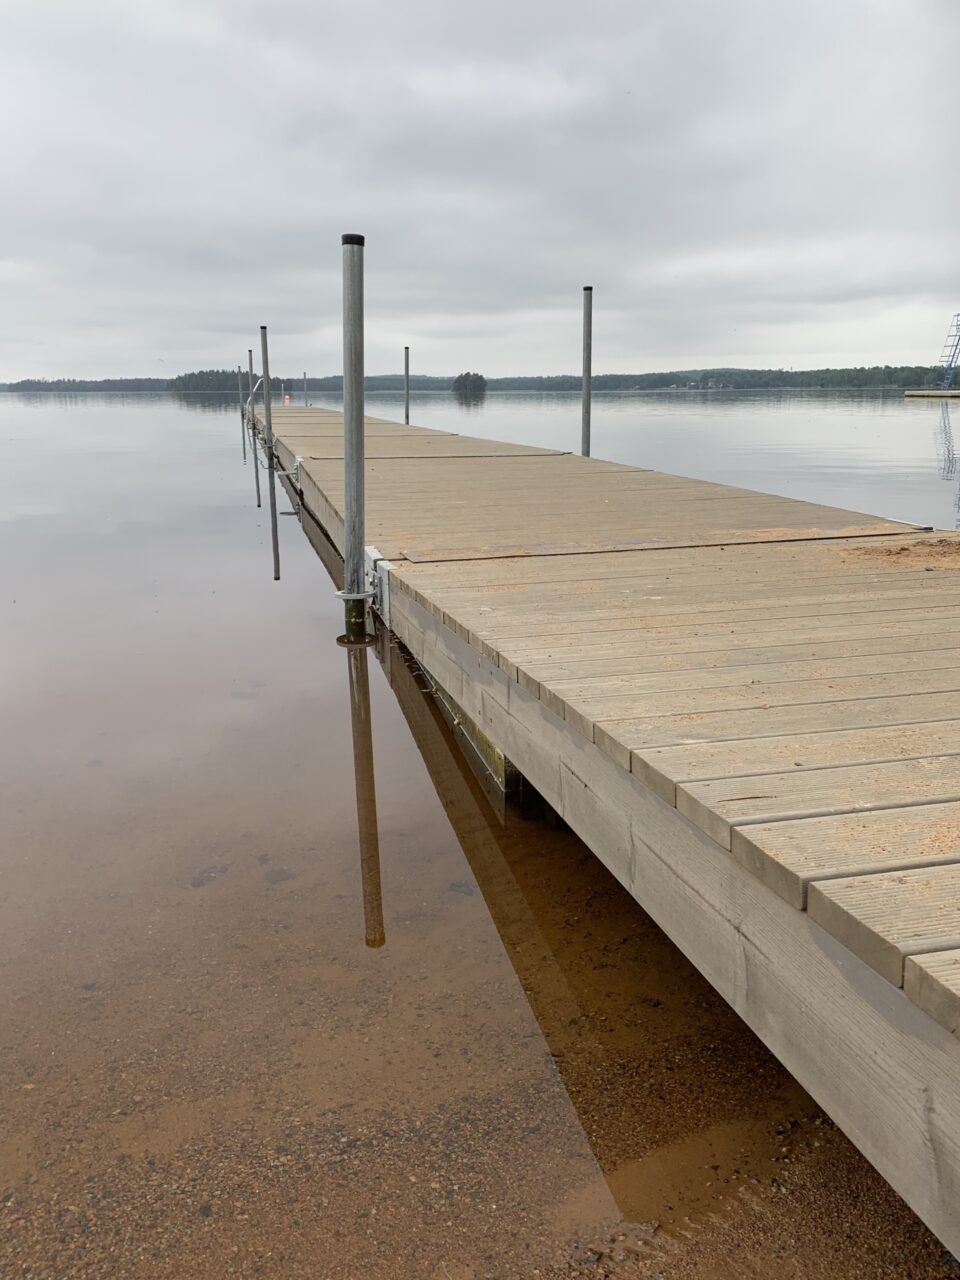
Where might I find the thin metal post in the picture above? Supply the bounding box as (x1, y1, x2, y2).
(260, 325, 280, 581)
(237, 365, 246, 460)
(347, 642, 385, 948)
(581, 285, 593, 457)
(247, 347, 261, 508)
(259, 326, 275, 452)
(403, 345, 410, 425)
(342, 233, 368, 640)
(303, 370, 308, 407)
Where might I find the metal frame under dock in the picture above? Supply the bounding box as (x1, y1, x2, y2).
(255, 403, 960, 1255)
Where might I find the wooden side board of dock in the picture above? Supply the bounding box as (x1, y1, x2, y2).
(261, 405, 960, 1253)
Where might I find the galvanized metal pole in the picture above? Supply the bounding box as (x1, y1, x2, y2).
(403, 345, 410, 425)
(260, 325, 281, 581)
(342, 233, 367, 640)
(237, 365, 246, 460)
(259, 326, 275, 452)
(347, 642, 385, 948)
(247, 347, 261, 508)
(303, 370, 308, 407)
(581, 285, 593, 457)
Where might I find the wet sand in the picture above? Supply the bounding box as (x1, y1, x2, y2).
(0, 396, 952, 1278)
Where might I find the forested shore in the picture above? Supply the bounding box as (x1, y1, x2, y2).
(3, 364, 946, 393)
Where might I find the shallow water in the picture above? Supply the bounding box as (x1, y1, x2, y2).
(0, 391, 953, 1278)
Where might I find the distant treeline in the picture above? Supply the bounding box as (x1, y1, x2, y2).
(170, 371, 452, 393)
(485, 366, 946, 391)
(2, 365, 947, 393)
(6, 376, 168, 391)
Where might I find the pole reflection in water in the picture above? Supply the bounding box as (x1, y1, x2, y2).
(266, 459, 281, 580)
(259, 326, 281, 582)
(345, 639, 386, 948)
(247, 349, 261, 510)
(238, 365, 247, 462)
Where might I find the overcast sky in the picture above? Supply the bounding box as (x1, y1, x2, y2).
(2, 0, 957, 378)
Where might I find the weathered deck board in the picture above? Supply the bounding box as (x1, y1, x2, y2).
(632, 718, 960, 802)
(259, 403, 960, 1251)
(557, 668, 960, 742)
(809, 865, 960, 985)
(292, 447, 915, 562)
(678, 755, 960, 847)
(732, 802, 960, 908)
(593, 692, 960, 766)
(905, 949, 960, 1036)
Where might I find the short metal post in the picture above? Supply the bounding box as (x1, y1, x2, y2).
(260, 325, 281, 581)
(247, 347, 261, 508)
(347, 642, 385, 948)
(341, 233, 368, 640)
(303, 370, 308, 407)
(237, 365, 246, 460)
(581, 285, 593, 457)
(403, 345, 410, 425)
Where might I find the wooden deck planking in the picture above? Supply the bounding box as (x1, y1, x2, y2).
(632, 718, 960, 802)
(678, 755, 960, 847)
(509, 632, 960, 684)
(258, 405, 960, 1249)
(809, 865, 960, 985)
(264, 405, 960, 1034)
(732, 803, 960, 909)
(905, 950, 960, 1037)
(594, 693, 960, 767)
(289, 441, 915, 562)
(554, 667, 960, 742)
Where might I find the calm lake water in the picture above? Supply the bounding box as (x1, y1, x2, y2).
(0, 390, 953, 1279)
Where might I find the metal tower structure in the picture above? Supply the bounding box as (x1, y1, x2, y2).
(939, 313, 960, 389)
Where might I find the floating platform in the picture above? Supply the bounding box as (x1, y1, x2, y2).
(257, 404, 960, 1254)
(904, 389, 960, 398)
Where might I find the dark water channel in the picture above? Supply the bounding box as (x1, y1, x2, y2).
(0, 392, 953, 1278)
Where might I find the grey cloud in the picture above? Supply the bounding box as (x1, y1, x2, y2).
(1, 0, 956, 377)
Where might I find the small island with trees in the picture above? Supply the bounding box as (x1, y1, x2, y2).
(451, 371, 487, 402)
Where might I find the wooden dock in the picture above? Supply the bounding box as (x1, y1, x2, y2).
(260, 404, 960, 1253)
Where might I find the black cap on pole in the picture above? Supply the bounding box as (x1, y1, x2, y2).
(583, 285, 593, 291)
(342, 233, 365, 246)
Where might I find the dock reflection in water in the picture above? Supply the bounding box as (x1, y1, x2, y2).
(366, 623, 802, 1231)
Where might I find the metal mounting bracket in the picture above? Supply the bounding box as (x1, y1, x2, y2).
(365, 544, 394, 626)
